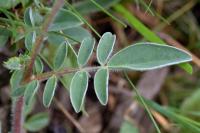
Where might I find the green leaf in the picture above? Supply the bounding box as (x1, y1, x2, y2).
(77, 37, 95, 66)
(0, 27, 11, 47)
(43, 75, 58, 107)
(47, 27, 92, 45)
(24, 80, 40, 105)
(25, 31, 36, 51)
(53, 42, 68, 69)
(0, 27, 9, 47)
(97, 32, 116, 65)
(179, 63, 193, 74)
(47, 32, 65, 45)
(32, 9, 43, 26)
(10, 70, 24, 90)
(108, 43, 192, 71)
(65, 1, 100, 38)
(63, 27, 92, 44)
(120, 120, 139, 133)
(180, 89, 200, 132)
(60, 45, 78, 89)
(24, 7, 34, 26)
(24, 112, 49, 132)
(113, 4, 192, 73)
(181, 88, 200, 117)
(41, 41, 78, 90)
(70, 71, 88, 112)
(34, 57, 44, 74)
(11, 86, 26, 98)
(23, 97, 36, 117)
(4, 57, 22, 70)
(34, 0, 40, 7)
(49, 9, 83, 31)
(23, 7, 43, 26)
(0, 35, 9, 47)
(94, 68, 109, 105)
(0, 0, 20, 9)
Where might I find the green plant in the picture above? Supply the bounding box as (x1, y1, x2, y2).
(0, 0, 194, 132)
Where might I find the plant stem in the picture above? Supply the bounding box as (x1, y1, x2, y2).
(12, 1, 65, 133)
(24, 0, 65, 81)
(30, 66, 101, 82)
(12, 97, 24, 133)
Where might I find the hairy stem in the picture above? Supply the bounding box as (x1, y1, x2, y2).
(27, 66, 101, 83)
(24, 0, 65, 81)
(12, 97, 24, 133)
(12, 1, 65, 133)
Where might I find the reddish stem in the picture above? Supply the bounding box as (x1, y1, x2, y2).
(12, 97, 24, 133)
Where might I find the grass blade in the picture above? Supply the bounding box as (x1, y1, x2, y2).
(124, 72, 161, 133)
(144, 98, 200, 132)
(90, 0, 127, 27)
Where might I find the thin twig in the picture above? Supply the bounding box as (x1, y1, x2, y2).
(54, 99, 85, 133)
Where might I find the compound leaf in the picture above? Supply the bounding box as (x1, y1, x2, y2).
(24, 80, 40, 105)
(108, 43, 192, 71)
(77, 37, 95, 66)
(97, 32, 116, 65)
(43, 75, 58, 107)
(70, 71, 88, 112)
(94, 68, 109, 105)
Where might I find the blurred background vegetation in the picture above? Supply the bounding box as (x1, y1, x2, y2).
(1, 0, 200, 133)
